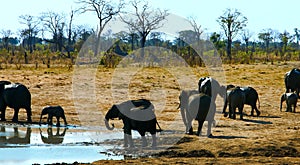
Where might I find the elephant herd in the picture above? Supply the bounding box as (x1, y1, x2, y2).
(1, 68, 299, 149)
(0, 81, 67, 126)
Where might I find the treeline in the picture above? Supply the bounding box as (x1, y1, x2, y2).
(0, 0, 300, 69)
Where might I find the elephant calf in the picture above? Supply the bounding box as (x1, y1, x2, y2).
(280, 92, 298, 113)
(227, 87, 245, 120)
(39, 106, 67, 127)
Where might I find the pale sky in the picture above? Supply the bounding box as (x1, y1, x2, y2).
(1, 0, 299, 41)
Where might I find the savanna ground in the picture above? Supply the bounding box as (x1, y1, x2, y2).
(1, 61, 300, 164)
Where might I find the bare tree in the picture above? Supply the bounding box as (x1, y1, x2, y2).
(188, 16, 205, 45)
(241, 29, 252, 55)
(76, 0, 125, 56)
(120, 0, 169, 58)
(1, 30, 13, 51)
(217, 8, 247, 60)
(40, 11, 66, 52)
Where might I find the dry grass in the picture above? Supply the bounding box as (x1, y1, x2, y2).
(1, 61, 300, 164)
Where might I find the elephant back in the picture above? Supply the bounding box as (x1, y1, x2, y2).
(179, 89, 198, 110)
(228, 87, 245, 104)
(2, 83, 31, 109)
(118, 99, 156, 121)
(285, 68, 300, 90)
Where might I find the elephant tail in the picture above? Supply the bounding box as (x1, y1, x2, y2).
(156, 120, 162, 132)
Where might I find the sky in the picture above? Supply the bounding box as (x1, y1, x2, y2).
(1, 0, 299, 41)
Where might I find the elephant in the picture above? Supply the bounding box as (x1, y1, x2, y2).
(280, 92, 298, 113)
(0, 81, 32, 122)
(178, 90, 216, 136)
(40, 127, 67, 144)
(227, 87, 246, 120)
(198, 77, 226, 102)
(223, 85, 261, 117)
(285, 68, 300, 96)
(39, 106, 67, 127)
(104, 99, 161, 148)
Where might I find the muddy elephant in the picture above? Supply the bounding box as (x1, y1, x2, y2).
(223, 85, 261, 117)
(183, 93, 215, 137)
(227, 87, 245, 120)
(104, 99, 161, 148)
(0, 81, 32, 122)
(285, 68, 300, 96)
(280, 92, 298, 113)
(198, 77, 226, 102)
(39, 106, 67, 127)
(40, 127, 67, 144)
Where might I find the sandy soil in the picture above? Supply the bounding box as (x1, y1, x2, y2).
(1, 62, 300, 164)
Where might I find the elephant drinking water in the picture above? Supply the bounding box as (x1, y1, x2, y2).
(104, 99, 161, 148)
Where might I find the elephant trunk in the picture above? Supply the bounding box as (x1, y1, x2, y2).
(104, 118, 114, 130)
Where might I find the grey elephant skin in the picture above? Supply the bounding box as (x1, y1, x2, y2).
(0, 81, 32, 122)
(227, 87, 246, 120)
(39, 106, 67, 127)
(285, 68, 300, 96)
(198, 77, 226, 102)
(104, 99, 161, 148)
(280, 92, 298, 112)
(179, 90, 215, 136)
(223, 85, 261, 117)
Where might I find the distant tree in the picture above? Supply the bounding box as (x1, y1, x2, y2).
(120, 0, 169, 58)
(188, 16, 205, 45)
(241, 29, 252, 55)
(217, 8, 247, 60)
(1, 30, 13, 51)
(279, 30, 292, 55)
(77, 0, 125, 56)
(40, 12, 66, 52)
(258, 29, 273, 52)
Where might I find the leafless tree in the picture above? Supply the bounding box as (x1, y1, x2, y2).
(1, 29, 13, 51)
(120, 0, 169, 57)
(19, 15, 40, 54)
(241, 29, 252, 55)
(188, 16, 205, 45)
(40, 11, 66, 52)
(76, 0, 125, 56)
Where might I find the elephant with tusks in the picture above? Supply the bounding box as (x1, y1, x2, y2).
(104, 99, 161, 148)
(280, 92, 298, 113)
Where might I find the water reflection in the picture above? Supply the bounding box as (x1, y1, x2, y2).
(0, 126, 31, 145)
(40, 127, 67, 144)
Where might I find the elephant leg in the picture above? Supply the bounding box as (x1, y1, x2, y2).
(228, 104, 233, 118)
(196, 120, 204, 136)
(250, 106, 254, 116)
(12, 108, 19, 122)
(0, 108, 6, 121)
(56, 117, 61, 127)
(26, 108, 32, 122)
(293, 104, 296, 113)
(141, 136, 148, 147)
(207, 120, 213, 137)
(62, 115, 68, 126)
(239, 106, 244, 120)
(186, 113, 193, 135)
(151, 134, 157, 149)
(124, 130, 134, 148)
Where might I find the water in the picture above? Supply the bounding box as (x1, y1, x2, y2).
(0, 124, 124, 165)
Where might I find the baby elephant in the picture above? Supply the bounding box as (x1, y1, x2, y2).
(280, 93, 298, 113)
(39, 106, 67, 127)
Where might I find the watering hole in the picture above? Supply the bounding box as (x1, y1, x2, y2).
(0, 122, 185, 165)
(0, 123, 125, 165)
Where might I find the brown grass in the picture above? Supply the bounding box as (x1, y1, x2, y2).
(1, 61, 300, 164)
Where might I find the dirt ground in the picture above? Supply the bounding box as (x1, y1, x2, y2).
(1, 61, 300, 164)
